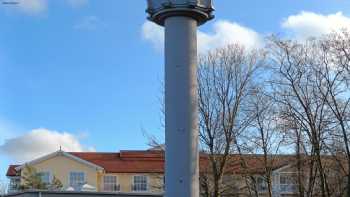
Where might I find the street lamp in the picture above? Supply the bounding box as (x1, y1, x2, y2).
(146, 1, 214, 197)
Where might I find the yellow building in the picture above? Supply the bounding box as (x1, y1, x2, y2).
(8, 150, 339, 196)
(6, 150, 165, 194)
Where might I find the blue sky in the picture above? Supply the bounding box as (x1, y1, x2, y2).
(1, 0, 350, 183)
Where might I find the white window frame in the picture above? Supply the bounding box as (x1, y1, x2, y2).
(38, 171, 52, 184)
(103, 175, 119, 192)
(69, 171, 85, 190)
(132, 175, 148, 192)
(279, 172, 298, 194)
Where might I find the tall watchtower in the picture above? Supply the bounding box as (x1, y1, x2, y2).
(146, 1, 214, 197)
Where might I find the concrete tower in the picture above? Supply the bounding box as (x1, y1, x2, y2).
(146, 1, 214, 197)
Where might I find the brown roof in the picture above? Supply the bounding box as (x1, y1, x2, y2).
(6, 151, 298, 177)
(225, 155, 296, 174)
(198, 154, 296, 175)
(6, 165, 20, 177)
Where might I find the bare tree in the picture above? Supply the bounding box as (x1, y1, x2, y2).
(244, 88, 286, 197)
(325, 30, 350, 80)
(268, 37, 333, 197)
(197, 45, 265, 197)
(316, 33, 350, 197)
(149, 31, 350, 197)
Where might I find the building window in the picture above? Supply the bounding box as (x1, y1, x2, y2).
(132, 175, 148, 192)
(280, 173, 298, 193)
(103, 176, 119, 192)
(256, 176, 268, 192)
(69, 172, 85, 190)
(38, 171, 51, 184)
(8, 177, 20, 193)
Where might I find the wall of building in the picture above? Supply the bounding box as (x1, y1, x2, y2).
(98, 173, 163, 193)
(4, 191, 162, 197)
(19, 155, 164, 194)
(21, 155, 99, 190)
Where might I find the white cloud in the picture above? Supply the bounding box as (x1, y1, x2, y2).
(198, 20, 262, 52)
(142, 21, 164, 51)
(17, 0, 47, 15)
(0, 128, 95, 163)
(74, 16, 102, 31)
(66, 0, 88, 8)
(142, 20, 262, 53)
(143, 12, 350, 52)
(282, 11, 350, 40)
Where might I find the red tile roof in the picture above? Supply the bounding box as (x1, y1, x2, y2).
(6, 150, 299, 177)
(69, 150, 165, 173)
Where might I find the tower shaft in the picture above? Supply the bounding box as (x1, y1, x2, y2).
(146, 1, 214, 196)
(164, 16, 199, 197)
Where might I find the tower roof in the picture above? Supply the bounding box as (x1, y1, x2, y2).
(146, 0, 214, 26)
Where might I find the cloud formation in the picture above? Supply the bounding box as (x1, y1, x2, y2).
(143, 12, 350, 52)
(198, 20, 262, 52)
(282, 11, 350, 40)
(142, 21, 164, 51)
(0, 128, 95, 163)
(142, 20, 262, 53)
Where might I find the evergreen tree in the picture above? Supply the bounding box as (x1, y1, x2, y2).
(20, 165, 47, 190)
